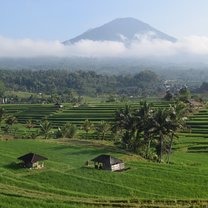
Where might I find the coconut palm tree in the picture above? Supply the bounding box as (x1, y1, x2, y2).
(5, 115, 17, 126)
(26, 119, 35, 131)
(5, 115, 17, 135)
(60, 122, 77, 138)
(114, 105, 138, 149)
(166, 102, 188, 163)
(134, 101, 154, 158)
(82, 119, 94, 138)
(96, 121, 110, 140)
(151, 108, 172, 163)
(39, 119, 52, 139)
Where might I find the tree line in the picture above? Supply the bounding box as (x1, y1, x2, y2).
(0, 69, 163, 98)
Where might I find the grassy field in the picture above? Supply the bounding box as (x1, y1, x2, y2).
(1, 134, 208, 207)
(1, 101, 208, 207)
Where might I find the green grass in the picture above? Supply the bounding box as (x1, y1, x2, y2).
(1, 136, 208, 207)
(1, 101, 208, 207)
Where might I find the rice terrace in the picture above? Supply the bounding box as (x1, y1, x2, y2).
(2, 1, 208, 207)
(0, 98, 208, 208)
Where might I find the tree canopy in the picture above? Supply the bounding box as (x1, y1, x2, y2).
(0, 69, 163, 97)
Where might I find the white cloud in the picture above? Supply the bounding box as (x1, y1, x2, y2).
(1, 35, 208, 62)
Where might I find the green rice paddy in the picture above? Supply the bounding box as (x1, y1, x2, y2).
(0, 101, 208, 207)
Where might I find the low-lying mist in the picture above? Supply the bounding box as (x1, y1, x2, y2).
(1, 35, 208, 64)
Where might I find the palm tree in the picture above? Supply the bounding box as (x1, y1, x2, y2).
(39, 119, 52, 139)
(114, 105, 138, 149)
(134, 101, 154, 158)
(151, 108, 172, 163)
(166, 102, 187, 163)
(25, 119, 35, 131)
(60, 122, 77, 138)
(82, 119, 94, 138)
(96, 121, 110, 140)
(25, 119, 36, 139)
(5, 116, 17, 126)
(5, 116, 17, 134)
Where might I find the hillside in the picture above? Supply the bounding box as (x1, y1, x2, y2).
(1, 102, 208, 207)
(63, 17, 177, 44)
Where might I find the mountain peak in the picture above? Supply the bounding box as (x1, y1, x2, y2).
(63, 17, 176, 44)
(108, 17, 149, 24)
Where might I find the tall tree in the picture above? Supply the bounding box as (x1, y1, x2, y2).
(25, 119, 35, 131)
(5, 116, 17, 135)
(39, 119, 52, 139)
(114, 105, 137, 149)
(82, 120, 94, 138)
(60, 122, 77, 139)
(96, 121, 110, 140)
(151, 108, 172, 163)
(166, 102, 187, 163)
(134, 101, 154, 158)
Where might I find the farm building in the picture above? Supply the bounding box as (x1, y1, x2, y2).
(91, 154, 125, 171)
(54, 103, 64, 108)
(18, 152, 48, 169)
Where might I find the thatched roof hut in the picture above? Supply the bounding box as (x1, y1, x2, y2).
(18, 153, 48, 169)
(91, 154, 125, 171)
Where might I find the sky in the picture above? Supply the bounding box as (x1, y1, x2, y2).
(1, 0, 208, 60)
(1, 0, 208, 40)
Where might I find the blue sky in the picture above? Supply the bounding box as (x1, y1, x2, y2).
(0, 0, 208, 40)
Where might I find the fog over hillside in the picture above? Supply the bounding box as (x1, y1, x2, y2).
(1, 35, 208, 63)
(0, 18, 208, 65)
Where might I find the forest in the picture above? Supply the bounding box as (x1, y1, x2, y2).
(0, 69, 163, 97)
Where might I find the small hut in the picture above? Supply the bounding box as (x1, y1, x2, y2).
(18, 153, 48, 169)
(91, 154, 125, 171)
(54, 103, 64, 109)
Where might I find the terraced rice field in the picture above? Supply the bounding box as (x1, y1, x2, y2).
(2, 104, 59, 123)
(0, 101, 208, 207)
(0, 101, 172, 132)
(187, 109, 208, 135)
(0, 137, 208, 208)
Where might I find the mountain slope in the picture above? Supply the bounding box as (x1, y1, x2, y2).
(63, 17, 176, 44)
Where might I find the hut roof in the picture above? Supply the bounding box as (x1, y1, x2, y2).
(18, 153, 48, 163)
(91, 154, 123, 165)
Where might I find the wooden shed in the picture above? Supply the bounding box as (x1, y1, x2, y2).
(18, 153, 48, 169)
(91, 154, 125, 171)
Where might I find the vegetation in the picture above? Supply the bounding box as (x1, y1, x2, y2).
(96, 121, 110, 140)
(57, 122, 77, 139)
(0, 69, 162, 101)
(1, 135, 208, 207)
(0, 50, 208, 207)
(0, 97, 207, 207)
(114, 101, 188, 162)
(39, 119, 52, 139)
(0, 80, 5, 98)
(82, 119, 94, 137)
